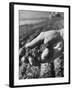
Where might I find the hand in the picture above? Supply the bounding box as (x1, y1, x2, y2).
(24, 29, 63, 61)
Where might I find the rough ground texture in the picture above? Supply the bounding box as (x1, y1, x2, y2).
(19, 13, 64, 79)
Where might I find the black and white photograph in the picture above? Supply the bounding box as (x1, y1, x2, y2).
(19, 11, 64, 79)
(9, 2, 70, 87)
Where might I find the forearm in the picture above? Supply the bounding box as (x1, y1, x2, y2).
(25, 32, 44, 48)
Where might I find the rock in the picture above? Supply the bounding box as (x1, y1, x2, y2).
(40, 62, 52, 78)
(19, 63, 27, 79)
(54, 57, 64, 77)
(26, 65, 40, 78)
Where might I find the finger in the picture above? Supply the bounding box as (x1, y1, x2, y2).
(28, 56, 33, 65)
(41, 48, 49, 60)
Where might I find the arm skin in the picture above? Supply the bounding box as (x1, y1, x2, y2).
(19, 29, 64, 61)
(25, 29, 64, 48)
(25, 32, 44, 48)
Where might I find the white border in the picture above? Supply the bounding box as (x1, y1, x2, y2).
(14, 4, 69, 86)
